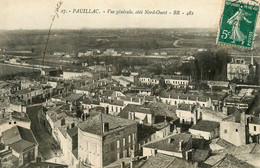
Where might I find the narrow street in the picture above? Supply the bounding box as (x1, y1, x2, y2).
(26, 105, 58, 160)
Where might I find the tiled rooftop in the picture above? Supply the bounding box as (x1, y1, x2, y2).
(143, 133, 192, 153)
(190, 120, 220, 132)
(78, 113, 137, 136)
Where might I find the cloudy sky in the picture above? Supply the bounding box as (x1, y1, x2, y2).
(0, 0, 258, 30)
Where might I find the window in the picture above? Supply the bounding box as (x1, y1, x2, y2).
(236, 129, 238, 132)
(123, 138, 125, 146)
(254, 126, 256, 131)
(117, 152, 120, 160)
(224, 129, 227, 133)
(128, 135, 131, 143)
(117, 140, 120, 148)
(14, 121, 16, 124)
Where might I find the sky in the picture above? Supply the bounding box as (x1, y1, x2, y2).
(0, 0, 258, 30)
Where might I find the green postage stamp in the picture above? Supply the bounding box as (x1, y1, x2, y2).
(217, 0, 259, 49)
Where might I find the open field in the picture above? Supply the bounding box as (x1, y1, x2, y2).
(0, 63, 40, 77)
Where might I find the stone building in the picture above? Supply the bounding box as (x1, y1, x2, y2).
(77, 113, 138, 168)
(227, 57, 256, 82)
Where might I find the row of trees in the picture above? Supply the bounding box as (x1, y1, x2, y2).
(179, 50, 231, 81)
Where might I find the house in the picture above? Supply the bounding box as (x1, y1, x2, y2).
(118, 104, 155, 125)
(117, 96, 145, 106)
(0, 112, 31, 135)
(63, 70, 92, 80)
(176, 104, 198, 124)
(41, 68, 61, 76)
(160, 92, 210, 108)
(9, 102, 27, 113)
(189, 120, 220, 140)
(112, 75, 134, 87)
(100, 100, 125, 116)
(73, 86, 91, 96)
(139, 75, 159, 85)
(45, 105, 79, 141)
(220, 111, 249, 146)
(2, 126, 38, 167)
(81, 98, 100, 113)
(130, 87, 153, 96)
(64, 93, 84, 113)
(248, 116, 260, 144)
(162, 75, 189, 89)
(77, 113, 138, 168)
(142, 133, 193, 159)
(227, 57, 256, 82)
(207, 81, 229, 89)
(56, 125, 78, 166)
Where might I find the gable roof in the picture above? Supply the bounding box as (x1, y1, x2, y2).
(2, 126, 38, 153)
(190, 120, 220, 132)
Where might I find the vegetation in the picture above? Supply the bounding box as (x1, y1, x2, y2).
(178, 50, 231, 81)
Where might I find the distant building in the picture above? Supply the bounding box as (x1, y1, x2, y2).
(78, 50, 94, 57)
(139, 75, 189, 88)
(160, 93, 210, 108)
(227, 57, 256, 82)
(77, 113, 138, 168)
(162, 75, 189, 88)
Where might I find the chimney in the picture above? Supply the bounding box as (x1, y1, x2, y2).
(223, 106, 228, 115)
(103, 122, 109, 132)
(185, 149, 194, 161)
(179, 140, 183, 151)
(151, 148, 157, 156)
(190, 105, 192, 110)
(130, 97, 133, 102)
(168, 138, 173, 143)
(240, 111, 247, 125)
(178, 96, 180, 99)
